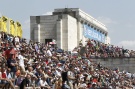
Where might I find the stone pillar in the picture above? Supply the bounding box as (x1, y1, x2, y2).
(38, 24, 40, 42)
(56, 20, 62, 49)
(77, 21, 81, 45)
(81, 20, 87, 46)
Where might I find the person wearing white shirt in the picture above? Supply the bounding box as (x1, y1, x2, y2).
(55, 68, 62, 78)
(39, 76, 51, 89)
(47, 49, 52, 57)
(126, 72, 132, 78)
(18, 50, 25, 71)
(14, 36, 19, 43)
(6, 69, 12, 80)
(47, 48, 52, 57)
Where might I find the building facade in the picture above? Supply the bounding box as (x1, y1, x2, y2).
(30, 8, 109, 51)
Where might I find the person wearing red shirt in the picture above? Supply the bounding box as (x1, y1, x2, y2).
(1, 67, 15, 89)
(4, 45, 16, 60)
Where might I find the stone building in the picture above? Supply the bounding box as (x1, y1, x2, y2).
(30, 8, 109, 51)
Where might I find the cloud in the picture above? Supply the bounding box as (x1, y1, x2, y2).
(97, 16, 117, 26)
(42, 11, 52, 15)
(117, 40, 135, 50)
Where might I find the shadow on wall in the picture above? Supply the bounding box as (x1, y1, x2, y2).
(93, 58, 135, 73)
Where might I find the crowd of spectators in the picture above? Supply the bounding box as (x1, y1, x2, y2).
(0, 31, 135, 89)
(79, 39, 135, 59)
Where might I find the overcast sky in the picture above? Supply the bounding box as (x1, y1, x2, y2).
(0, 0, 135, 50)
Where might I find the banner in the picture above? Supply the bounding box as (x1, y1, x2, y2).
(83, 24, 105, 43)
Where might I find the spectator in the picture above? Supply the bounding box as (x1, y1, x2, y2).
(4, 44, 16, 60)
(67, 65, 76, 89)
(39, 75, 51, 89)
(7, 52, 17, 79)
(18, 50, 25, 71)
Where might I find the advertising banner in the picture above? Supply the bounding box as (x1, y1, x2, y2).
(83, 24, 105, 43)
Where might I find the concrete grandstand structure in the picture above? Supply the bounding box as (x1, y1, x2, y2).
(30, 8, 110, 51)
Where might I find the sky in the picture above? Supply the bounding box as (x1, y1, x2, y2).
(0, 0, 135, 50)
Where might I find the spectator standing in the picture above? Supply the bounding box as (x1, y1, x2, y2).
(67, 65, 76, 89)
(5, 44, 16, 60)
(18, 50, 25, 71)
(7, 53, 17, 79)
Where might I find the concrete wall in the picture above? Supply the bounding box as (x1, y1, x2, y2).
(61, 15, 68, 51)
(56, 20, 62, 49)
(40, 15, 58, 43)
(93, 58, 135, 73)
(30, 15, 58, 43)
(30, 16, 37, 41)
(31, 14, 78, 51)
(67, 15, 77, 51)
(60, 14, 77, 51)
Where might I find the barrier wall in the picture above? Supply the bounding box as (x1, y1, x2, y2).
(93, 58, 135, 73)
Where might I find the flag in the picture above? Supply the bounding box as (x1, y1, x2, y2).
(16, 21, 22, 38)
(10, 19, 15, 36)
(1, 16, 8, 33)
(0, 17, 1, 31)
(16, 22, 19, 36)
